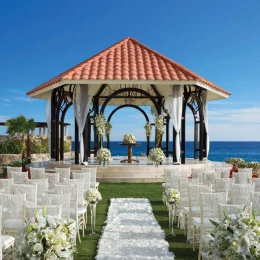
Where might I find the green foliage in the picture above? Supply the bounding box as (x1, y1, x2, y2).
(1, 157, 31, 177)
(64, 140, 71, 153)
(0, 138, 22, 154)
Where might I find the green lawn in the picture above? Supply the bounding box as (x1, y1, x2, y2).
(76, 183, 198, 260)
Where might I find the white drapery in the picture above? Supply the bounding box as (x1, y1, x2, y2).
(73, 84, 93, 163)
(202, 90, 209, 157)
(46, 91, 52, 157)
(164, 85, 183, 164)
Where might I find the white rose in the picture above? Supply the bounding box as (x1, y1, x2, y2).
(33, 243, 43, 252)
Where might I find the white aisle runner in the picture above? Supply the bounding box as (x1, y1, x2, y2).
(96, 198, 175, 260)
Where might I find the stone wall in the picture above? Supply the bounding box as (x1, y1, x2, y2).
(0, 152, 73, 164)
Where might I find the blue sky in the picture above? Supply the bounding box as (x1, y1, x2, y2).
(0, 0, 259, 141)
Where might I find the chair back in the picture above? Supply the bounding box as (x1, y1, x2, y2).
(251, 178, 260, 192)
(215, 178, 234, 193)
(218, 203, 252, 220)
(216, 167, 231, 178)
(203, 171, 220, 186)
(191, 168, 205, 183)
(55, 167, 71, 180)
(25, 205, 62, 221)
(200, 192, 228, 222)
(42, 193, 70, 221)
(230, 183, 255, 205)
(72, 172, 91, 191)
(0, 193, 26, 220)
(44, 173, 60, 190)
(81, 167, 97, 189)
(7, 166, 22, 178)
(233, 172, 252, 184)
(9, 171, 28, 184)
(250, 191, 260, 216)
(0, 178, 13, 194)
(188, 184, 212, 215)
(26, 179, 48, 199)
(63, 178, 85, 206)
(13, 183, 37, 206)
(238, 168, 253, 175)
(30, 167, 45, 179)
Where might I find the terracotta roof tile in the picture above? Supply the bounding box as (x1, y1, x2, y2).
(27, 37, 230, 96)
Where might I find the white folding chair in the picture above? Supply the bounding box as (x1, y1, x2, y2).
(186, 184, 212, 243)
(72, 172, 91, 192)
(191, 168, 205, 184)
(250, 191, 260, 221)
(251, 178, 260, 192)
(55, 184, 85, 243)
(81, 167, 99, 189)
(8, 171, 28, 184)
(26, 178, 48, 205)
(0, 205, 15, 260)
(203, 171, 220, 187)
(0, 194, 26, 236)
(230, 183, 255, 206)
(30, 167, 45, 179)
(44, 173, 60, 192)
(0, 178, 13, 194)
(233, 172, 252, 184)
(218, 203, 252, 220)
(55, 167, 71, 181)
(41, 193, 71, 222)
(216, 167, 231, 178)
(193, 192, 228, 259)
(13, 183, 37, 206)
(6, 166, 22, 179)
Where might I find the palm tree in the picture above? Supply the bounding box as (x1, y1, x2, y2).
(6, 115, 37, 158)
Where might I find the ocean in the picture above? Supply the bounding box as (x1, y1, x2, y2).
(71, 141, 260, 162)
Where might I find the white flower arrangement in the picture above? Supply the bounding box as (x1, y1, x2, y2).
(95, 113, 106, 136)
(105, 121, 112, 137)
(86, 188, 102, 203)
(155, 114, 165, 137)
(14, 206, 76, 259)
(122, 134, 136, 144)
(164, 188, 181, 202)
(209, 210, 260, 259)
(97, 148, 111, 163)
(149, 148, 165, 163)
(144, 122, 152, 138)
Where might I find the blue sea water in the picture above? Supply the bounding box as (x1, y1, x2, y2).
(71, 141, 260, 162)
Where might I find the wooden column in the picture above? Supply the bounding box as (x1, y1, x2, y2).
(181, 115, 186, 164)
(203, 124, 207, 159)
(51, 93, 56, 160)
(199, 118, 204, 161)
(173, 127, 177, 163)
(146, 136, 150, 156)
(60, 120, 64, 160)
(194, 121, 199, 159)
(75, 118, 79, 164)
(93, 97, 99, 156)
(165, 116, 169, 157)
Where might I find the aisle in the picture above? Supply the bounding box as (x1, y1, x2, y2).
(96, 198, 175, 260)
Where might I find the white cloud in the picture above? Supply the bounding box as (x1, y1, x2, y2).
(0, 98, 10, 102)
(15, 96, 34, 102)
(8, 89, 25, 94)
(0, 115, 8, 121)
(209, 107, 260, 124)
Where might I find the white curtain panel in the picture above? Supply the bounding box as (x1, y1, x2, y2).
(46, 90, 52, 157)
(202, 90, 209, 157)
(73, 84, 93, 163)
(164, 85, 183, 164)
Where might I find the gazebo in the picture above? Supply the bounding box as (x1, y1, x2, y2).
(26, 37, 231, 165)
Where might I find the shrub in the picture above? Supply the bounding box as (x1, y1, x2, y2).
(0, 138, 23, 154)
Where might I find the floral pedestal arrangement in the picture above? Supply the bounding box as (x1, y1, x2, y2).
(148, 148, 164, 176)
(122, 134, 136, 144)
(86, 189, 102, 236)
(97, 148, 111, 168)
(165, 188, 181, 237)
(14, 206, 76, 259)
(208, 210, 260, 259)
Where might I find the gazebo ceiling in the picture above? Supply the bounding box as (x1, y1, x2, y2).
(27, 37, 231, 100)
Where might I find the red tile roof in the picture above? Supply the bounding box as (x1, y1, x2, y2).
(27, 37, 230, 96)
